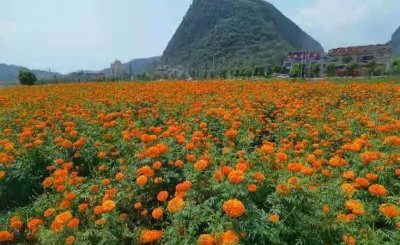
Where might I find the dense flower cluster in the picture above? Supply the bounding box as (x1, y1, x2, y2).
(0, 81, 399, 244)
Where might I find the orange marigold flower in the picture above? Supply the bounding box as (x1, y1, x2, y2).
(136, 175, 148, 186)
(78, 203, 89, 212)
(365, 173, 378, 182)
(354, 177, 370, 188)
(223, 199, 245, 218)
(247, 184, 257, 193)
(225, 129, 237, 139)
(213, 170, 224, 181)
(253, 172, 265, 182)
(157, 191, 169, 202)
(368, 184, 388, 197)
(145, 146, 160, 158)
(268, 214, 280, 222)
(98, 151, 106, 159)
(343, 234, 356, 245)
(342, 170, 356, 180)
(287, 162, 302, 172)
(94, 206, 104, 215)
(115, 172, 125, 181)
(261, 142, 274, 154)
(0, 231, 14, 242)
(361, 151, 380, 164)
(44, 208, 56, 217)
(194, 159, 209, 171)
(151, 207, 163, 220)
(379, 203, 399, 218)
(0, 170, 6, 180)
(329, 156, 347, 167)
(134, 202, 143, 209)
(276, 184, 290, 195)
(27, 218, 43, 234)
(51, 211, 72, 232)
(67, 218, 80, 229)
(137, 166, 155, 177)
(167, 197, 185, 213)
(197, 234, 215, 245)
(153, 161, 162, 170)
(228, 170, 244, 184)
(276, 152, 288, 162)
(9, 216, 23, 230)
(102, 200, 116, 213)
(66, 235, 75, 245)
(341, 183, 356, 197)
(345, 199, 365, 215)
(139, 229, 163, 244)
(219, 230, 239, 245)
(322, 204, 330, 214)
(102, 178, 111, 186)
(96, 218, 105, 226)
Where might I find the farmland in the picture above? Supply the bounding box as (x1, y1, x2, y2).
(0, 81, 399, 244)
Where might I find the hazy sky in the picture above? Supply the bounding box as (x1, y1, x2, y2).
(0, 0, 399, 73)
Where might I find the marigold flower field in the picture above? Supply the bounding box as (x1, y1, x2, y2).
(0, 81, 399, 244)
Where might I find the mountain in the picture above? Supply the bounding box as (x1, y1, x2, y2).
(100, 57, 160, 76)
(123, 57, 160, 74)
(162, 0, 323, 70)
(0, 63, 61, 84)
(0, 57, 160, 84)
(389, 27, 400, 57)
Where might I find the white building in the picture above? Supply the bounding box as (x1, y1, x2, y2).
(111, 60, 124, 79)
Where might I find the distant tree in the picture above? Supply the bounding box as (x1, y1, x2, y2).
(240, 67, 252, 77)
(362, 67, 373, 77)
(232, 67, 241, 78)
(265, 66, 273, 78)
(309, 63, 321, 77)
(219, 69, 228, 79)
(326, 64, 336, 77)
(272, 65, 284, 74)
(289, 63, 302, 78)
(344, 62, 358, 76)
(18, 70, 37, 85)
(363, 61, 376, 77)
(372, 66, 385, 76)
(253, 66, 265, 77)
(391, 57, 400, 75)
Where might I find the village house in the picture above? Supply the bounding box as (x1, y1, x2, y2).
(325, 44, 391, 76)
(283, 51, 323, 77)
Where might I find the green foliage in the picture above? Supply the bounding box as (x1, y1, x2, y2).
(253, 66, 265, 77)
(344, 61, 358, 76)
(289, 63, 302, 78)
(18, 70, 37, 85)
(326, 64, 337, 77)
(391, 57, 400, 75)
(308, 63, 321, 77)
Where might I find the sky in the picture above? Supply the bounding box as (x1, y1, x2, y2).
(0, 0, 399, 73)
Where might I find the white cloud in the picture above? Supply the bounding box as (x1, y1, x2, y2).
(290, 0, 400, 50)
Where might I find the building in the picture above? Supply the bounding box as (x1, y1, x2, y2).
(110, 60, 124, 79)
(283, 51, 323, 77)
(326, 44, 391, 76)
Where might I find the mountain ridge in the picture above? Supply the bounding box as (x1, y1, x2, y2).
(389, 27, 400, 57)
(162, 0, 324, 70)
